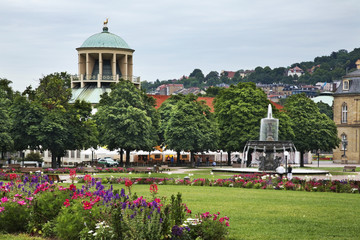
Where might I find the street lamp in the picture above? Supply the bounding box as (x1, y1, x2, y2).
(342, 139, 348, 158)
(317, 149, 320, 168)
(284, 151, 289, 173)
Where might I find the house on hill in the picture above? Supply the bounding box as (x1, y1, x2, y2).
(287, 66, 304, 77)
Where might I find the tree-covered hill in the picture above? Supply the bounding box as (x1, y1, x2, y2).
(141, 47, 360, 92)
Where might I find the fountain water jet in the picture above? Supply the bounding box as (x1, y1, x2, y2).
(243, 104, 296, 172)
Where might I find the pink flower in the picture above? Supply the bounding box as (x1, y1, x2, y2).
(14, 194, 22, 198)
(0, 207, 4, 212)
(64, 199, 70, 207)
(17, 200, 26, 206)
(26, 197, 33, 201)
(1, 197, 8, 203)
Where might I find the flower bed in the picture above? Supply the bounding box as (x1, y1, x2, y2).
(76, 172, 360, 194)
(0, 174, 229, 239)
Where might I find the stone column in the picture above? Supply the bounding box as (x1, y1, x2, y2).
(112, 54, 117, 79)
(86, 53, 90, 80)
(124, 54, 128, 80)
(99, 53, 103, 79)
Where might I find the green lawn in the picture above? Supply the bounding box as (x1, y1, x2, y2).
(119, 184, 360, 240)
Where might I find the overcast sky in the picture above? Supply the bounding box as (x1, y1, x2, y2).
(1, 0, 360, 91)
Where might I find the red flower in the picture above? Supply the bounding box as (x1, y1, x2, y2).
(125, 180, 133, 188)
(9, 173, 17, 180)
(69, 184, 76, 191)
(83, 201, 93, 210)
(84, 175, 92, 183)
(150, 184, 158, 194)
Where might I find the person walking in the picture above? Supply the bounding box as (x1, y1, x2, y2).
(276, 164, 285, 179)
(287, 164, 293, 180)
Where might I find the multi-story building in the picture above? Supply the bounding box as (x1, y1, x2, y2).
(333, 61, 360, 163)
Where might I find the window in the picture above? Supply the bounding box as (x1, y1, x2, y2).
(76, 150, 81, 159)
(341, 103, 348, 123)
(343, 80, 349, 90)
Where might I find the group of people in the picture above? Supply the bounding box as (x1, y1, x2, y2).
(276, 164, 292, 179)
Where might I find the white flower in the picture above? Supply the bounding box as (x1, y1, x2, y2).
(148, 172, 151, 175)
(129, 172, 132, 174)
(93, 232, 98, 236)
(210, 172, 214, 175)
(88, 230, 94, 234)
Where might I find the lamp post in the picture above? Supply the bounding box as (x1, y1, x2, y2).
(317, 149, 320, 168)
(342, 139, 348, 158)
(220, 150, 223, 168)
(284, 151, 289, 173)
(91, 147, 94, 163)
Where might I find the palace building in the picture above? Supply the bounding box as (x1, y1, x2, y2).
(333, 60, 360, 163)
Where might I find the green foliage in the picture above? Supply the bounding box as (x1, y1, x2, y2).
(0, 201, 30, 233)
(29, 190, 70, 233)
(165, 94, 219, 161)
(10, 72, 98, 167)
(24, 152, 43, 162)
(96, 80, 156, 164)
(171, 193, 186, 226)
(317, 101, 333, 119)
(214, 82, 269, 151)
(284, 93, 340, 166)
(54, 201, 100, 240)
(0, 97, 13, 154)
(189, 218, 228, 240)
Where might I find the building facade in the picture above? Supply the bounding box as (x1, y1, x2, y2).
(333, 62, 360, 163)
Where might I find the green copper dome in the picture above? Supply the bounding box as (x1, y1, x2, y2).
(79, 27, 132, 50)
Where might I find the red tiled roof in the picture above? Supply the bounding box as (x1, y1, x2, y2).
(148, 95, 283, 111)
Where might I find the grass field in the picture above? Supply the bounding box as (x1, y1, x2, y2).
(114, 184, 360, 240)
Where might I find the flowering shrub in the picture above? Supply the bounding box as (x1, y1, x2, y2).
(0, 176, 229, 239)
(96, 173, 360, 195)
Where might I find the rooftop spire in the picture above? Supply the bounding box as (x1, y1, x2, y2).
(103, 17, 109, 32)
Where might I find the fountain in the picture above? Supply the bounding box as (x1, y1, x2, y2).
(242, 104, 296, 172)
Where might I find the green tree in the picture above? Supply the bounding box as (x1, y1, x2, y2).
(316, 101, 333, 119)
(96, 80, 155, 165)
(165, 94, 219, 165)
(11, 73, 98, 168)
(214, 82, 270, 165)
(284, 93, 340, 167)
(0, 97, 13, 158)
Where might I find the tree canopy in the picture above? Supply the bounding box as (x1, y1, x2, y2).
(10, 72, 98, 168)
(164, 94, 219, 165)
(284, 93, 340, 166)
(95, 80, 157, 165)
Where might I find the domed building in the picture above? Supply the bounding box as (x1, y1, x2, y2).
(70, 20, 140, 104)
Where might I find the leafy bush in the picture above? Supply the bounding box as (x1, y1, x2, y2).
(24, 152, 43, 163)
